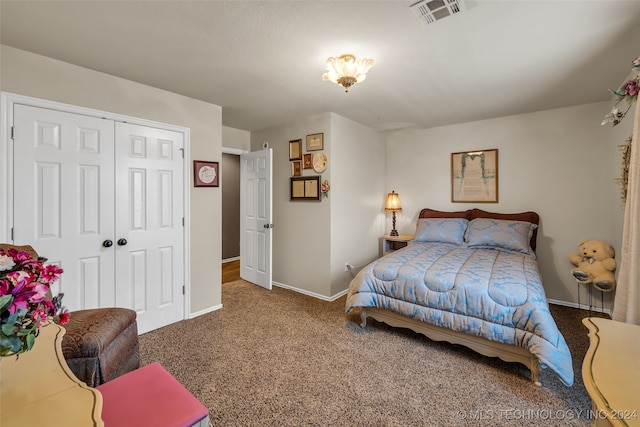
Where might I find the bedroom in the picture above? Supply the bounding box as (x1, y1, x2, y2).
(1, 0, 639, 424)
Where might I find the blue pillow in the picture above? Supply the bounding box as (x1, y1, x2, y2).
(466, 218, 537, 255)
(414, 218, 468, 245)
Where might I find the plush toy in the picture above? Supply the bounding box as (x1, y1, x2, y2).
(568, 239, 617, 292)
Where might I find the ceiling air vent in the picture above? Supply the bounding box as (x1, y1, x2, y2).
(410, 0, 465, 26)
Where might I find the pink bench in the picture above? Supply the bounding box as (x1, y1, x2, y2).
(97, 362, 209, 427)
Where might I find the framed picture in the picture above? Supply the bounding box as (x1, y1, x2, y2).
(193, 160, 219, 187)
(291, 161, 302, 176)
(303, 153, 313, 169)
(289, 139, 302, 160)
(451, 149, 498, 203)
(306, 133, 323, 151)
(290, 176, 321, 201)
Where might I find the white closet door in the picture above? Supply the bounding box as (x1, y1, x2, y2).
(114, 122, 185, 333)
(12, 104, 116, 310)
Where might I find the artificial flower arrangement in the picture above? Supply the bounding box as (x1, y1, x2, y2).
(0, 247, 68, 358)
(602, 55, 640, 126)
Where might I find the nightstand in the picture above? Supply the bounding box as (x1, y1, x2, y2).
(381, 235, 414, 257)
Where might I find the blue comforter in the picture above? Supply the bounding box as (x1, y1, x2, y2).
(345, 241, 573, 386)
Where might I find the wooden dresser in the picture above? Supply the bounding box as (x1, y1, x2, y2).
(0, 323, 104, 427)
(582, 317, 640, 427)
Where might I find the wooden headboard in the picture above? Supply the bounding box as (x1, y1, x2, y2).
(418, 208, 540, 251)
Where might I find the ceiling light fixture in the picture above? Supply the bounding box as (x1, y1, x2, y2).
(322, 54, 375, 92)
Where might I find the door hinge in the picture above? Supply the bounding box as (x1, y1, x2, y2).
(179, 148, 184, 158)
(10, 227, 14, 241)
(10, 126, 15, 140)
(182, 217, 185, 227)
(182, 285, 185, 295)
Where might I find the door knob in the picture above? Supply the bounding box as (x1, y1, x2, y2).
(263, 224, 274, 229)
(117, 238, 128, 246)
(102, 240, 113, 248)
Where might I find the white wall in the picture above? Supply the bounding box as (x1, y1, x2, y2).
(0, 45, 223, 315)
(222, 126, 250, 152)
(329, 113, 386, 296)
(385, 102, 634, 310)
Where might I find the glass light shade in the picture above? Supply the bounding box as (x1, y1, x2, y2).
(322, 54, 375, 92)
(385, 191, 402, 212)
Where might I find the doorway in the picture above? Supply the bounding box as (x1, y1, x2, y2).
(222, 150, 242, 283)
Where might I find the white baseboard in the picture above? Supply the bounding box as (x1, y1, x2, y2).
(222, 257, 240, 263)
(547, 298, 612, 316)
(189, 303, 223, 319)
(272, 281, 348, 302)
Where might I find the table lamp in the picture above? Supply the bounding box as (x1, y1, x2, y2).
(384, 191, 402, 236)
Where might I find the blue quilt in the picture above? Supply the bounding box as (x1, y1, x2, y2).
(345, 241, 574, 386)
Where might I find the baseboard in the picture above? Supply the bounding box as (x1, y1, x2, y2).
(189, 303, 223, 319)
(272, 281, 348, 302)
(547, 298, 612, 316)
(222, 257, 240, 263)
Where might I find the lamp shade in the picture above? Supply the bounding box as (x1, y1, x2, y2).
(384, 191, 402, 212)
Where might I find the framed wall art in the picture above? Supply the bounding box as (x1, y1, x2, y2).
(451, 149, 498, 203)
(291, 161, 302, 176)
(306, 133, 324, 151)
(303, 153, 313, 169)
(193, 160, 219, 187)
(289, 139, 302, 160)
(290, 176, 321, 201)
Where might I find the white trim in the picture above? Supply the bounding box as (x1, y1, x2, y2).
(1, 91, 193, 322)
(547, 298, 612, 316)
(272, 281, 348, 302)
(189, 303, 223, 319)
(222, 147, 248, 155)
(222, 256, 240, 263)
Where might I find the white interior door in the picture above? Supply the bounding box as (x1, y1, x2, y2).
(240, 149, 272, 289)
(12, 104, 116, 309)
(114, 122, 185, 333)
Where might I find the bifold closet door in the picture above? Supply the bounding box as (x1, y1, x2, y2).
(12, 105, 185, 333)
(114, 122, 185, 333)
(12, 104, 117, 309)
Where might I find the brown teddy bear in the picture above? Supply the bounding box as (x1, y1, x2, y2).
(568, 239, 616, 291)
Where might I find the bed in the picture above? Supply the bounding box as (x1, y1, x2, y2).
(345, 208, 573, 386)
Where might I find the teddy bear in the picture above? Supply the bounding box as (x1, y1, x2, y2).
(568, 239, 616, 292)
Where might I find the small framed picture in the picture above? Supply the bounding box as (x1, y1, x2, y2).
(303, 153, 313, 169)
(193, 160, 219, 187)
(289, 139, 302, 160)
(306, 133, 324, 151)
(291, 161, 302, 176)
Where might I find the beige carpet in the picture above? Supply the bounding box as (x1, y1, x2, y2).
(139, 280, 605, 426)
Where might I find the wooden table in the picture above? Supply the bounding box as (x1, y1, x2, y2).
(0, 323, 104, 427)
(582, 317, 640, 427)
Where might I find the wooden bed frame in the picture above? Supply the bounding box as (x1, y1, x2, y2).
(360, 208, 543, 386)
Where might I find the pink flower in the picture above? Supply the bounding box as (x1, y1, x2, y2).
(624, 79, 639, 96)
(58, 311, 71, 325)
(41, 264, 64, 283)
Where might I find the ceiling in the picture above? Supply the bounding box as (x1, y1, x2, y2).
(1, 1, 640, 132)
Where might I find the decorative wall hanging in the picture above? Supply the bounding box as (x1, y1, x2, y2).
(451, 149, 498, 203)
(193, 160, 219, 187)
(306, 133, 324, 151)
(290, 176, 321, 201)
(614, 136, 632, 205)
(291, 161, 302, 177)
(303, 153, 313, 169)
(601, 55, 640, 127)
(313, 152, 328, 173)
(289, 139, 302, 160)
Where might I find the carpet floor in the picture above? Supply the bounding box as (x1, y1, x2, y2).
(139, 280, 607, 426)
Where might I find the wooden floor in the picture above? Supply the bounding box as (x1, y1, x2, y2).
(222, 259, 240, 283)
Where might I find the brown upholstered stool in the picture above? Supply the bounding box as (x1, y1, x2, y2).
(61, 307, 141, 387)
